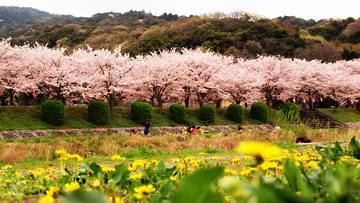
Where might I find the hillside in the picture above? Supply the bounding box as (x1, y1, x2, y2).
(0, 6, 359, 61)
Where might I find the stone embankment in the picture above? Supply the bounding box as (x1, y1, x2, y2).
(0, 124, 275, 139)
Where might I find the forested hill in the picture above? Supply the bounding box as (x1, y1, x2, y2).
(1, 6, 359, 62)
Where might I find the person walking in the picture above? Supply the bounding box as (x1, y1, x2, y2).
(144, 121, 151, 135)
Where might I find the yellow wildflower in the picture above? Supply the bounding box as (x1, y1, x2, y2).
(129, 173, 143, 180)
(170, 176, 177, 181)
(225, 169, 238, 175)
(109, 196, 124, 203)
(15, 172, 24, 178)
(55, 150, 67, 155)
(39, 195, 54, 203)
(64, 182, 80, 192)
(46, 186, 60, 197)
(230, 157, 241, 163)
(307, 161, 318, 170)
(240, 169, 251, 176)
(199, 152, 208, 156)
(235, 142, 282, 161)
(134, 184, 156, 194)
(111, 154, 125, 161)
(134, 193, 144, 200)
(101, 166, 115, 173)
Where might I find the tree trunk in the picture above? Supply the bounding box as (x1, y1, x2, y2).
(109, 93, 115, 113)
(9, 89, 14, 105)
(183, 86, 191, 108)
(184, 96, 190, 108)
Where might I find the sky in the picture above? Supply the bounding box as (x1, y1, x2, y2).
(1, 0, 359, 20)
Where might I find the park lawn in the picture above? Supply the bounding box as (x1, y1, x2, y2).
(318, 108, 360, 122)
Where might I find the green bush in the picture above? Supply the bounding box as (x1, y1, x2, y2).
(250, 102, 269, 123)
(280, 102, 300, 122)
(227, 104, 244, 123)
(88, 100, 110, 125)
(41, 99, 64, 126)
(131, 101, 153, 124)
(169, 104, 186, 123)
(199, 105, 216, 124)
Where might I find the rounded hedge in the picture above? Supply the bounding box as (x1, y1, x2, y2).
(41, 99, 64, 126)
(227, 104, 244, 123)
(199, 104, 216, 124)
(250, 102, 269, 123)
(280, 102, 300, 122)
(169, 104, 186, 123)
(131, 101, 153, 124)
(88, 100, 110, 125)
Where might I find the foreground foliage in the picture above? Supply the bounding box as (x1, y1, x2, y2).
(0, 137, 359, 202)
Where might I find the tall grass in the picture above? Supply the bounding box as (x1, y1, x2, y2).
(0, 128, 358, 165)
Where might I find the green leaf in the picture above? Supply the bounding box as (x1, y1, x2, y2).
(64, 189, 109, 203)
(157, 160, 167, 173)
(284, 159, 311, 196)
(89, 162, 102, 175)
(109, 163, 130, 185)
(348, 136, 360, 159)
(171, 167, 224, 203)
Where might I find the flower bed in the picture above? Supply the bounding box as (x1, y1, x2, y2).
(0, 138, 359, 202)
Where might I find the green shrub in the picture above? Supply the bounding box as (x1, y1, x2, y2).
(169, 104, 186, 123)
(41, 99, 64, 126)
(199, 105, 216, 124)
(280, 102, 300, 123)
(88, 100, 110, 125)
(227, 104, 244, 123)
(250, 102, 269, 123)
(131, 101, 153, 124)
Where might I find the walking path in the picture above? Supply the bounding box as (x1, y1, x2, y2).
(0, 124, 276, 139)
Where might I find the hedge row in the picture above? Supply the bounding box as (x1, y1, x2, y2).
(41, 100, 278, 126)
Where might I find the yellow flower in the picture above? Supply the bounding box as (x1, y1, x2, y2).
(129, 173, 143, 180)
(111, 154, 125, 161)
(170, 176, 177, 181)
(15, 172, 24, 178)
(46, 186, 60, 197)
(235, 142, 282, 161)
(230, 157, 241, 163)
(3, 165, 12, 170)
(64, 182, 80, 192)
(55, 150, 67, 155)
(134, 184, 156, 194)
(199, 152, 208, 156)
(69, 154, 83, 161)
(101, 166, 115, 173)
(39, 195, 54, 203)
(109, 196, 124, 203)
(43, 175, 50, 180)
(134, 193, 144, 200)
(240, 169, 251, 176)
(225, 169, 238, 175)
(307, 161, 318, 170)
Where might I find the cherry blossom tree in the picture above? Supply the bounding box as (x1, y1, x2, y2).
(178, 49, 225, 107)
(133, 49, 185, 113)
(216, 58, 263, 105)
(71, 47, 137, 110)
(247, 56, 296, 107)
(27, 44, 74, 103)
(0, 39, 34, 105)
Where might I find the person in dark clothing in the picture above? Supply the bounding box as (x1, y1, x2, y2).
(144, 121, 151, 135)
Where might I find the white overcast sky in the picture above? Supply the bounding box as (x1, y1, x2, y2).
(1, 0, 359, 20)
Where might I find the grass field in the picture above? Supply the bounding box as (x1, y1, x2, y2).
(318, 108, 360, 122)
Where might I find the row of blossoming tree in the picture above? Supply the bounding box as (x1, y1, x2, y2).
(1, 38, 360, 112)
